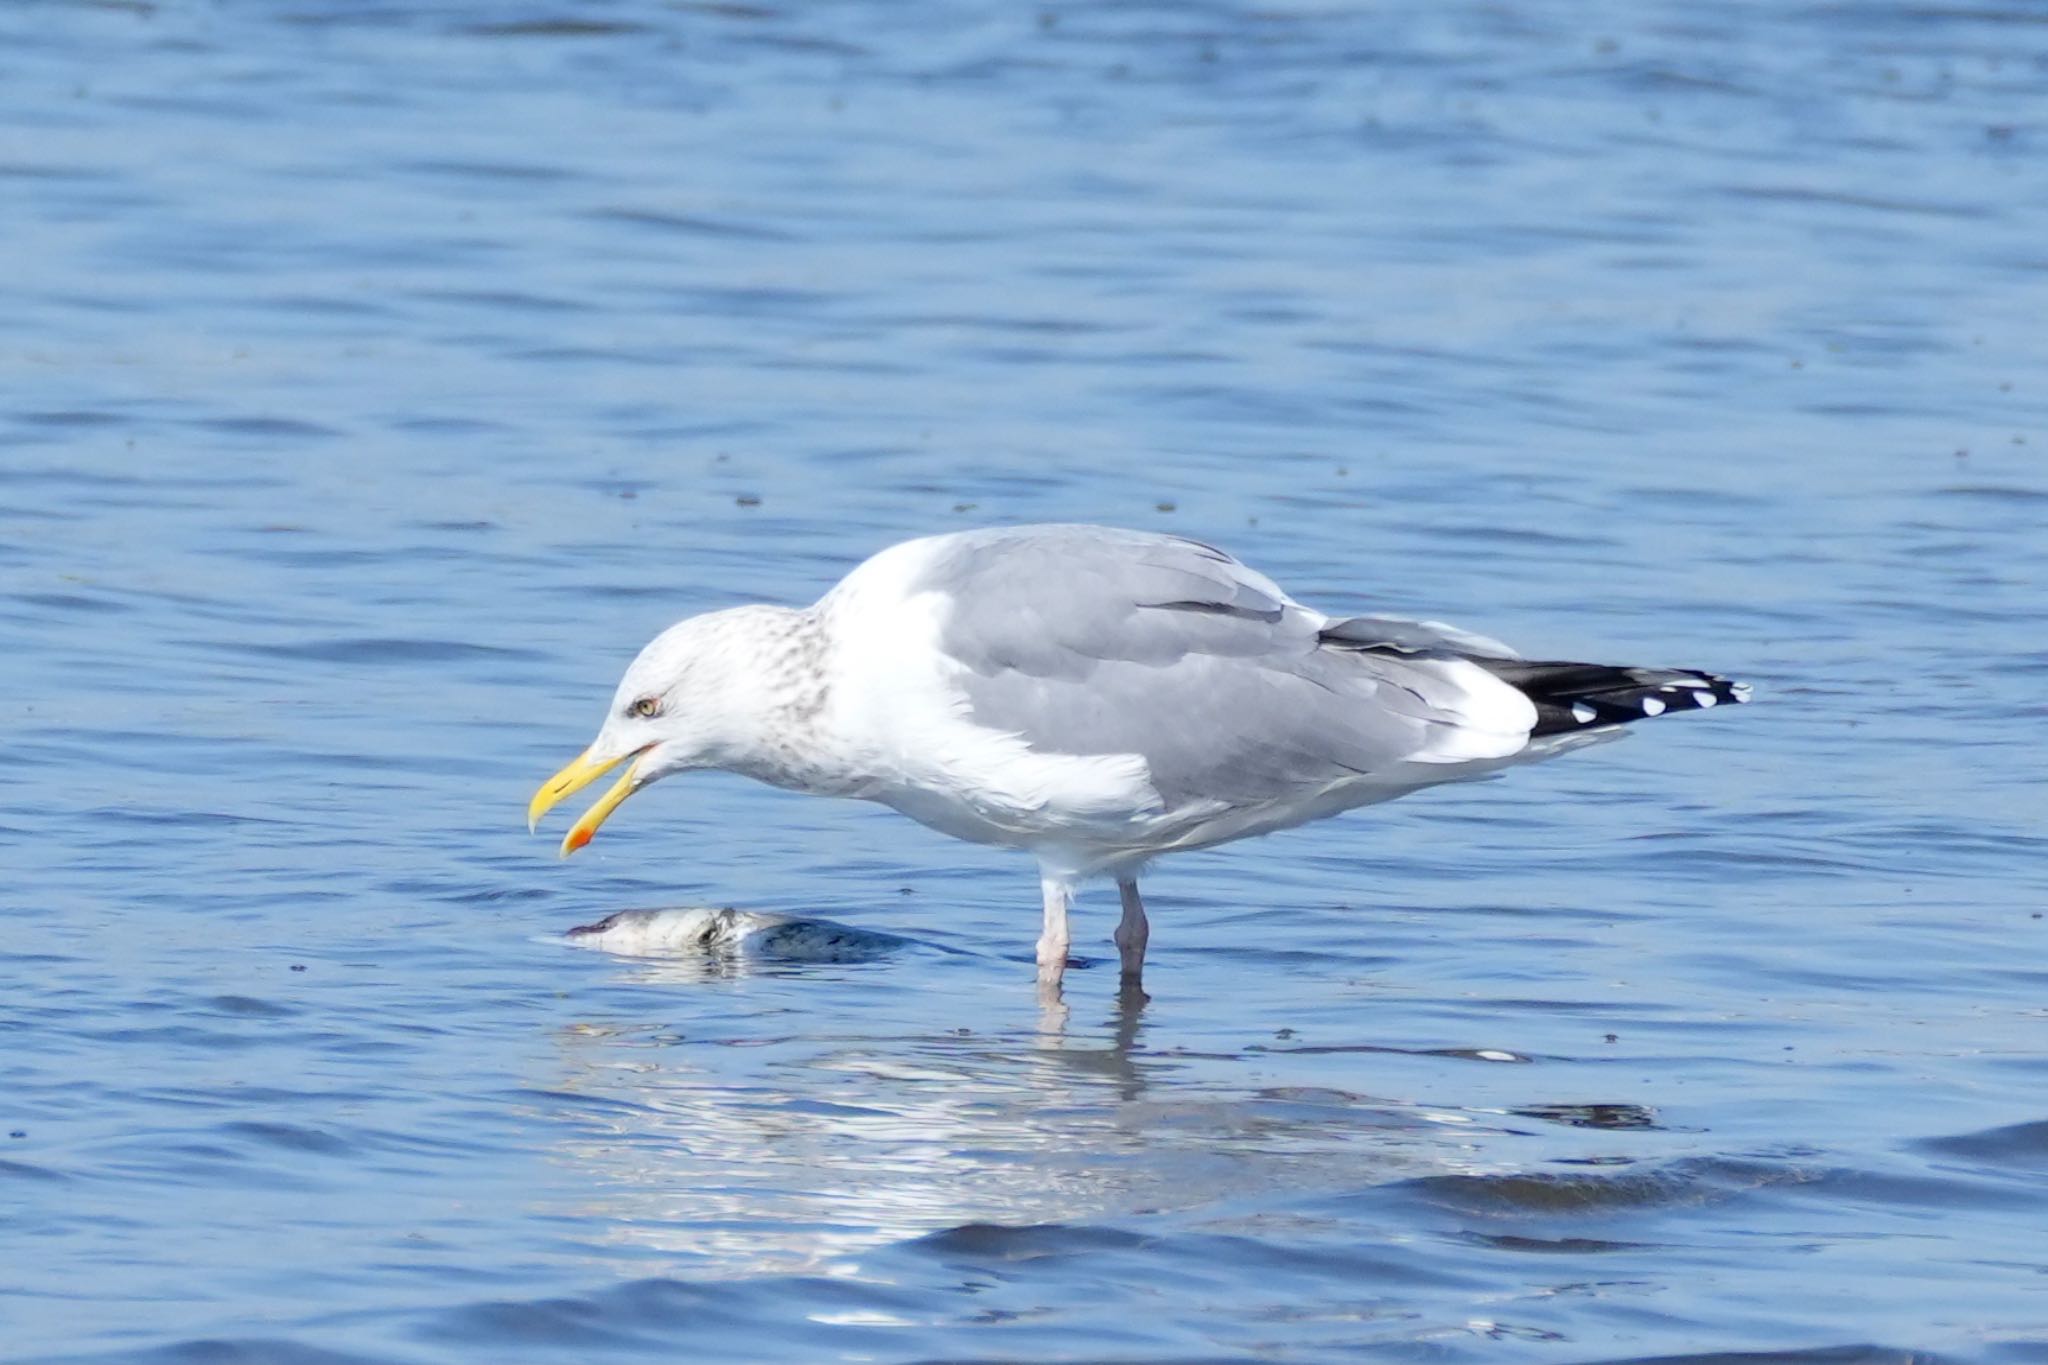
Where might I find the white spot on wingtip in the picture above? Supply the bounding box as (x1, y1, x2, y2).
(1694, 691, 1717, 707)
(1642, 696, 1666, 716)
(1571, 702, 1596, 724)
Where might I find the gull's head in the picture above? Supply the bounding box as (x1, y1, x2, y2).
(528, 609, 779, 857)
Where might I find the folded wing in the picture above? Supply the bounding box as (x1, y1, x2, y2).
(916, 526, 1538, 811)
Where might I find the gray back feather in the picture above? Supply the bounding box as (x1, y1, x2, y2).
(916, 526, 1503, 807)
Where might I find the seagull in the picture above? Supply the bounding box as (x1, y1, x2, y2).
(528, 524, 1748, 994)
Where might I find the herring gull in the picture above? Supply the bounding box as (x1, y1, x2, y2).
(528, 524, 1749, 993)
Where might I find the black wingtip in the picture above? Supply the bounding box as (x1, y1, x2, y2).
(1552, 673, 1750, 734)
(1478, 660, 1752, 737)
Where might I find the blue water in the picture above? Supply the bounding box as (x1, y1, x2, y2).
(5, 2, 2048, 1361)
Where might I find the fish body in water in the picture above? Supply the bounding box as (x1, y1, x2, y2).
(563, 907, 912, 962)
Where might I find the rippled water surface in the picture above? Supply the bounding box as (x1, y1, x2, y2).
(6, 2, 2048, 1362)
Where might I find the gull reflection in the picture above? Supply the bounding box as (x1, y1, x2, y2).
(534, 909, 1506, 1276)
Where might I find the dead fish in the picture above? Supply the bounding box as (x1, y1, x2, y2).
(562, 907, 914, 963)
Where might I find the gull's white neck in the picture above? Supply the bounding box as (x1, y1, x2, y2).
(701, 603, 866, 796)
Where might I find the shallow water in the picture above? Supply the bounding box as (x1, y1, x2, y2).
(4, 2, 2048, 1362)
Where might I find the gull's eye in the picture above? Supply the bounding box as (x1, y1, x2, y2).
(630, 696, 662, 719)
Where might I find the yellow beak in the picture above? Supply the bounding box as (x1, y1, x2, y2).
(528, 748, 644, 857)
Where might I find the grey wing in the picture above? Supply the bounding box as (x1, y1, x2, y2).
(1316, 613, 1521, 661)
(917, 525, 1533, 809)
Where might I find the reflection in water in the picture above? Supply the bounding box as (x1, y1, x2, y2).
(539, 954, 1525, 1276)
(1510, 1103, 1664, 1132)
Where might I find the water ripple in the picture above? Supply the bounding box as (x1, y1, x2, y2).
(5, 1, 2048, 1362)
